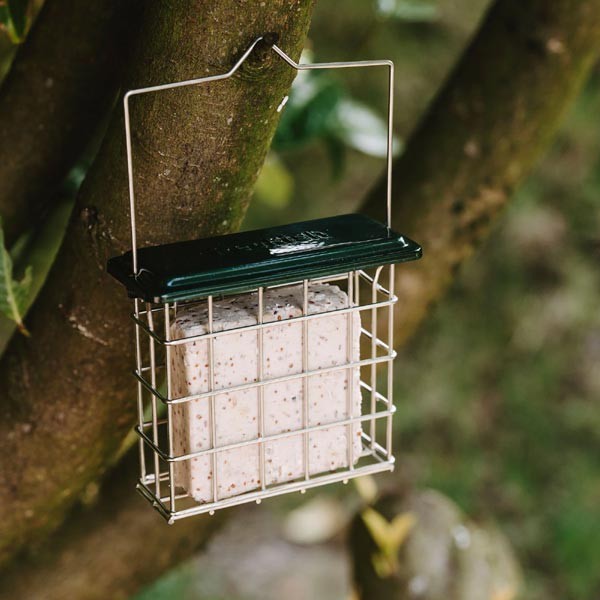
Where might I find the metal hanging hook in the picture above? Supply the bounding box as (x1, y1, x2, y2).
(124, 36, 395, 275)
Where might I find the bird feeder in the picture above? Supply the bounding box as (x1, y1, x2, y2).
(107, 37, 422, 523)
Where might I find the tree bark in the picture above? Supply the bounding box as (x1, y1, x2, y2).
(0, 0, 137, 247)
(0, 0, 315, 566)
(0, 453, 227, 600)
(363, 0, 600, 346)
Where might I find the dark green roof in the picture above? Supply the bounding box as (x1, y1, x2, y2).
(107, 214, 422, 303)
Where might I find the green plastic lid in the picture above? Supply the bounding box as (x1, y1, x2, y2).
(107, 213, 422, 303)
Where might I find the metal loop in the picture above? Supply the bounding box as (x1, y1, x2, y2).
(124, 36, 395, 275)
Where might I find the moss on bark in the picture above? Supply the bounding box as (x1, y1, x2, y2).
(0, 0, 315, 566)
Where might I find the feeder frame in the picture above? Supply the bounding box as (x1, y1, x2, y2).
(107, 36, 422, 523)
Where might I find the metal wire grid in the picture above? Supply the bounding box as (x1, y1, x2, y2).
(132, 265, 395, 522)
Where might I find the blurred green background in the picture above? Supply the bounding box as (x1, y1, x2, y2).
(133, 1, 600, 599)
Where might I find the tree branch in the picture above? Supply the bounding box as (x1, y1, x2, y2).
(0, 0, 136, 247)
(0, 0, 315, 566)
(363, 0, 600, 346)
(0, 453, 227, 600)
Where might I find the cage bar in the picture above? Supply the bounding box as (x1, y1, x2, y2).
(257, 287, 266, 492)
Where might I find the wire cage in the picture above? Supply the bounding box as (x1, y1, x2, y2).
(108, 37, 422, 522)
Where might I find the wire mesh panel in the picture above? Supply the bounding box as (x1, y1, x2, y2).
(132, 265, 396, 522)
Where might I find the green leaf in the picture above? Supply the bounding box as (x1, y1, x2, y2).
(274, 68, 401, 180)
(331, 98, 403, 159)
(0, 0, 30, 43)
(0, 198, 75, 354)
(273, 72, 344, 152)
(376, 0, 439, 22)
(361, 507, 416, 577)
(0, 217, 32, 335)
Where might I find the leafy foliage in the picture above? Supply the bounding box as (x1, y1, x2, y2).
(0, 218, 32, 335)
(0, 0, 33, 43)
(273, 68, 398, 176)
(361, 507, 415, 577)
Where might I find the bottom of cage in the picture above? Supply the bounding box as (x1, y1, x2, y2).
(136, 437, 394, 523)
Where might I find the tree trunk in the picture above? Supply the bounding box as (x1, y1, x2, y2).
(363, 0, 600, 346)
(0, 0, 315, 566)
(0, 0, 137, 247)
(0, 453, 227, 600)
